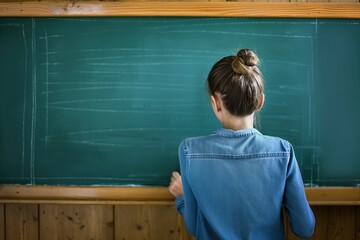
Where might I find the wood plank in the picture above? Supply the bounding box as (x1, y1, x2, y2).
(115, 205, 178, 240)
(0, 204, 4, 240)
(289, 0, 359, 2)
(5, 204, 39, 240)
(357, 206, 360, 240)
(40, 204, 114, 240)
(0, 200, 174, 205)
(0, 2, 359, 18)
(306, 187, 360, 205)
(312, 206, 356, 240)
(0, 186, 359, 205)
(177, 213, 196, 240)
(286, 206, 356, 240)
(0, 0, 357, 2)
(5, 199, 352, 205)
(0, 185, 174, 202)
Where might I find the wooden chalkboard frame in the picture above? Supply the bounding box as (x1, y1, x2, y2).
(0, 2, 359, 18)
(0, 185, 359, 205)
(0, 1, 359, 204)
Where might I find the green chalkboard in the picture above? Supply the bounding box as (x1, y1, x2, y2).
(1, 18, 359, 186)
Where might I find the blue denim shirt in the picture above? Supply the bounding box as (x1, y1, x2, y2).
(175, 128, 315, 240)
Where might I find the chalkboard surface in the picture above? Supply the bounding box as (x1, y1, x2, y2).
(1, 18, 359, 186)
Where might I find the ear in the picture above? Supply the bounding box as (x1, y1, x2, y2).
(211, 94, 221, 113)
(210, 94, 223, 122)
(256, 93, 265, 112)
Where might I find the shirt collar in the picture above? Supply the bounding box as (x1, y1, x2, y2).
(215, 128, 261, 138)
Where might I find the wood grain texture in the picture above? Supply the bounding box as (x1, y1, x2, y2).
(286, 206, 357, 240)
(0, 186, 359, 205)
(40, 204, 114, 240)
(177, 213, 196, 240)
(115, 205, 180, 240)
(0, 204, 4, 240)
(5, 204, 39, 240)
(0, 2, 359, 18)
(0, 202, 358, 239)
(306, 187, 360, 205)
(357, 206, 360, 240)
(0, 185, 174, 202)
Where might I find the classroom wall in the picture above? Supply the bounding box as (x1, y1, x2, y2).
(0, 0, 359, 239)
(0, 203, 359, 240)
(0, 203, 194, 240)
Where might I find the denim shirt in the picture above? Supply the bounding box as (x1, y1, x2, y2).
(175, 128, 315, 240)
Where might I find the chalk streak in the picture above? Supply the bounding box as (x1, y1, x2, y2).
(38, 34, 64, 39)
(296, 146, 321, 149)
(44, 81, 193, 88)
(71, 54, 208, 61)
(266, 59, 310, 67)
(48, 98, 201, 105)
(45, 48, 221, 55)
(163, 30, 313, 39)
(147, 20, 316, 29)
(42, 86, 194, 94)
(21, 24, 28, 178)
(30, 18, 37, 185)
(48, 71, 195, 78)
(45, 81, 187, 85)
(261, 115, 303, 119)
(0, 23, 22, 27)
(45, 31, 49, 147)
(41, 62, 202, 66)
(45, 128, 199, 139)
(85, 62, 203, 66)
(40, 62, 63, 66)
(48, 106, 203, 115)
(266, 90, 305, 96)
(318, 21, 360, 25)
(43, 139, 176, 148)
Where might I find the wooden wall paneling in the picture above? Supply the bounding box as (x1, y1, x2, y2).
(312, 206, 356, 240)
(115, 204, 179, 240)
(0, 204, 4, 240)
(286, 206, 357, 240)
(356, 206, 360, 240)
(40, 204, 114, 240)
(5, 204, 39, 240)
(176, 212, 196, 240)
(0, 186, 359, 239)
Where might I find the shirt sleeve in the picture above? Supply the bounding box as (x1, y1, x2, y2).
(283, 143, 315, 238)
(175, 140, 198, 236)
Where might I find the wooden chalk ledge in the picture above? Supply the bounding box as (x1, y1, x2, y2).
(0, 185, 359, 205)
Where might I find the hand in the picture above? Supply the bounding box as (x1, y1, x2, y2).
(168, 171, 184, 198)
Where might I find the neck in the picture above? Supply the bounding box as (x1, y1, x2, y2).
(221, 113, 254, 131)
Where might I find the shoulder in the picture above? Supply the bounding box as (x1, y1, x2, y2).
(179, 134, 217, 150)
(255, 133, 293, 153)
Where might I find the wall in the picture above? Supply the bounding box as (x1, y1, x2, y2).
(0, 203, 194, 240)
(0, 186, 359, 239)
(0, 1, 359, 239)
(0, 203, 359, 240)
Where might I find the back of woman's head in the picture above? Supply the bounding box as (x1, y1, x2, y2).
(207, 49, 264, 116)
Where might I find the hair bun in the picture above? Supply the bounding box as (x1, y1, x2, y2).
(237, 49, 259, 67)
(231, 49, 259, 75)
